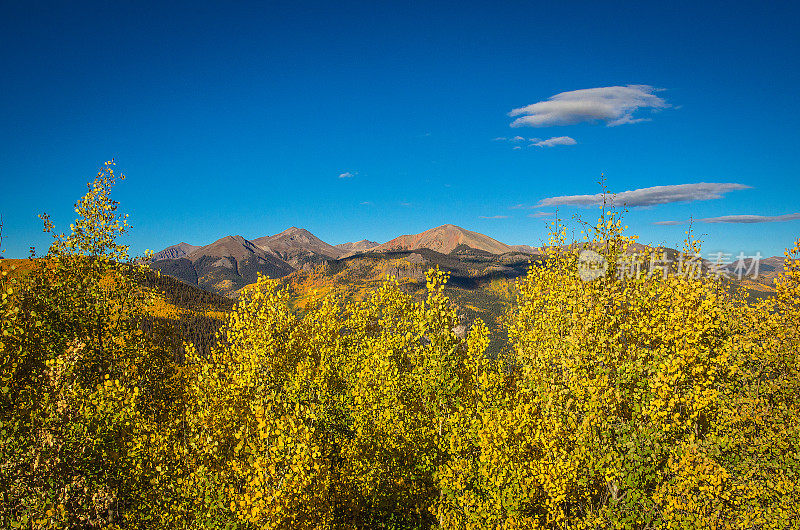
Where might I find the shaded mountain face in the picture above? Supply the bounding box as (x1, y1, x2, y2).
(150, 258, 198, 286)
(151, 235, 294, 295)
(271, 247, 541, 355)
(151, 242, 200, 261)
(252, 227, 344, 268)
(374, 224, 517, 255)
(325, 247, 537, 289)
(335, 239, 379, 254)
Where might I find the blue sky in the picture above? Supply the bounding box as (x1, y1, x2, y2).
(1, 0, 798, 258)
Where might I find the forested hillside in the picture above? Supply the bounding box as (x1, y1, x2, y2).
(2, 164, 799, 528)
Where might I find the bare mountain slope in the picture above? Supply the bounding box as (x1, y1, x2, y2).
(374, 224, 516, 255)
(252, 227, 344, 268)
(188, 235, 272, 262)
(151, 235, 294, 294)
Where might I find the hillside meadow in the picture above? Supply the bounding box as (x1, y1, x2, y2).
(2, 163, 799, 528)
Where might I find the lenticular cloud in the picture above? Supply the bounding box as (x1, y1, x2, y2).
(655, 212, 800, 225)
(537, 183, 750, 208)
(509, 85, 669, 128)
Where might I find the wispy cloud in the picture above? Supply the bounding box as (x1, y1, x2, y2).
(655, 213, 800, 225)
(531, 136, 577, 147)
(494, 136, 530, 143)
(338, 171, 356, 179)
(527, 211, 554, 218)
(496, 136, 577, 149)
(479, 215, 509, 219)
(509, 85, 670, 128)
(359, 201, 373, 206)
(538, 183, 751, 208)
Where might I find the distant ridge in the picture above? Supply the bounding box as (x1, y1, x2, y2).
(147, 224, 783, 300)
(510, 244, 542, 255)
(336, 239, 379, 253)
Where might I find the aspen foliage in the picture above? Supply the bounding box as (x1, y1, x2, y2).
(433, 210, 800, 529)
(2, 166, 799, 528)
(176, 268, 487, 528)
(1, 162, 176, 528)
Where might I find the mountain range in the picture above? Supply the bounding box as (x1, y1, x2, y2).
(149, 224, 782, 298)
(149, 224, 542, 295)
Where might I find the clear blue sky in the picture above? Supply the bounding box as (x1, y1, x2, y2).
(1, 0, 798, 258)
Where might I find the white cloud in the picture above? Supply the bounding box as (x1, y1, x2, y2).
(479, 215, 509, 219)
(655, 212, 800, 225)
(527, 211, 554, 217)
(538, 183, 751, 208)
(495, 136, 565, 149)
(531, 136, 577, 148)
(509, 85, 669, 128)
(494, 136, 537, 143)
(338, 171, 355, 179)
(359, 201, 373, 206)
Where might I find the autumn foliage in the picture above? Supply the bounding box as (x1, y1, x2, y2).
(1, 164, 799, 528)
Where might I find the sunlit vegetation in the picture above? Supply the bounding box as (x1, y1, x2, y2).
(1, 163, 798, 528)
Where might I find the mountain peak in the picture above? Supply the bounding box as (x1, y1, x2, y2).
(374, 224, 515, 255)
(276, 226, 304, 236)
(150, 234, 294, 294)
(252, 227, 345, 261)
(151, 242, 200, 262)
(189, 234, 266, 261)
